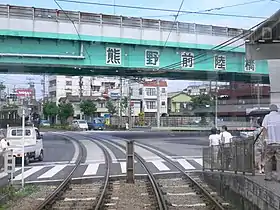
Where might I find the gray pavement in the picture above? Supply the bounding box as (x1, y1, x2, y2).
(10, 131, 204, 183)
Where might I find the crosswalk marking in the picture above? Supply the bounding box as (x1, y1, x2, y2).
(38, 165, 66, 179)
(120, 162, 126, 173)
(150, 160, 170, 171)
(12, 157, 202, 181)
(177, 159, 195, 170)
(14, 166, 45, 181)
(193, 158, 203, 166)
(84, 163, 100, 176)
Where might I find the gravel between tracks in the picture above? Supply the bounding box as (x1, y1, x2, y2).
(105, 179, 157, 210)
(6, 185, 57, 210)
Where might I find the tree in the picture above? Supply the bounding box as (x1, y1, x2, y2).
(121, 96, 128, 115)
(191, 94, 214, 125)
(106, 100, 117, 115)
(43, 102, 59, 124)
(80, 100, 97, 120)
(58, 103, 74, 124)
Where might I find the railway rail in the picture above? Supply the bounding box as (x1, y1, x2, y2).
(91, 134, 232, 210)
(34, 135, 111, 210)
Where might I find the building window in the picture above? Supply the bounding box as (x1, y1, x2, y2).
(161, 101, 166, 106)
(66, 92, 72, 96)
(66, 81, 72, 86)
(161, 88, 166, 93)
(146, 88, 156, 96)
(146, 101, 156, 109)
(100, 102, 105, 108)
(93, 86, 100, 91)
(139, 88, 143, 95)
(49, 80, 56, 87)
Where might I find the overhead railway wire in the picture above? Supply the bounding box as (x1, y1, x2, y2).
(57, 0, 267, 19)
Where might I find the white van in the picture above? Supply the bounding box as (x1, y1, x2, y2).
(71, 120, 88, 131)
(6, 126, 44, 165)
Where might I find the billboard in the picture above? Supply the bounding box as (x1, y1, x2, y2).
(16, 89, 33, 97)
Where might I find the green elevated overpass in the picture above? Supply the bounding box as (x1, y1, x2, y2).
(0, 4, 269, 83)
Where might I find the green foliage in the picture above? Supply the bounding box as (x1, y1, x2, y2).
(0, 82, 5, 91)
(80, 100, 97, 117)
(58, 103, 74, 124)
(191, 94, 214, 109)
(43, 102, 59, 119)
(106, 100, 117, 115)
(121, 96, 128, 110)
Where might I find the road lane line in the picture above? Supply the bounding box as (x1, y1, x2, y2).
(193, 158, 203, 166)
(177, 159, 195, 170)
(14, 166, 45, 181)
(120, 162, 126, 173)
(103, 140, 126, 154)
(83, 163, 100, 176)
(150, 160, 170, 171)
(69, 138, 80, 164)
(97, 141, 118, 163)
(135, 142, 173, 160)
(80, 140, 105, 164)
(38, 165, 67, 179)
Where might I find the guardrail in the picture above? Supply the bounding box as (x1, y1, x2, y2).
(202, 136, 255, 175)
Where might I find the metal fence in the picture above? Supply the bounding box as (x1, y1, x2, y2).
(203, 136, 255, 175)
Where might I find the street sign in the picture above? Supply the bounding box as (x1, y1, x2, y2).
(16, 89, 33, 97)
(17, 106, 30, 118)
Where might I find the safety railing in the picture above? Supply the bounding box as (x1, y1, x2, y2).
(203, 136, 255, 175)
(0, 4, 247, 37)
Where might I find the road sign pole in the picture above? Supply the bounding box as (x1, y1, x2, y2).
(21, 108, 25, 188)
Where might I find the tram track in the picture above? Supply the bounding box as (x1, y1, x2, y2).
(33, 135, 111, 210)
(89, 133, 231, 210)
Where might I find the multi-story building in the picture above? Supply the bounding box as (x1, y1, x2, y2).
(217, 82, 270, 118)
(125, 80, 168, 117)
(48, 75, 120, 104)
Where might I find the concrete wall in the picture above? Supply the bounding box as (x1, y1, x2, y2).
(268, 60, 280, 107)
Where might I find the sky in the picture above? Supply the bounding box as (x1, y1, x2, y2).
(0, 0, 279, 98)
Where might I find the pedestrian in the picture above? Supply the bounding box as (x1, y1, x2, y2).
(254, 117, 265, 174)
(0, 136, 8, 171)
(220, 125, 233, 170)
(209, 127, 220, 165)
(262, 104, 280, 181)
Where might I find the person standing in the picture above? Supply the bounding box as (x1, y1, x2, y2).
(262, 104, 280, 181)
(0, 137, 8, 171)
(254, 117, 265, 174)
(220, 125, 233, 170)
(209, 127, 220, 165)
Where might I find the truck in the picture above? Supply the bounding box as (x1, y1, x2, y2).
(5, 125, 44, 165)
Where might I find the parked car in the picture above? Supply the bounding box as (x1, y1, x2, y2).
(40, 120, 50, 127)
(71, 120, 89, 131)
(87, 118, 105, 130)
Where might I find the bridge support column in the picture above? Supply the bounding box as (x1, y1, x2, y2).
(268, 60, 280, 108)
(126, 140, 135, 183)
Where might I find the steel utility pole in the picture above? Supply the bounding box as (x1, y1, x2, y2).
(79, 76, 83, 98)
(41, 75, 47, 103)
(119, 77, 123, 129)
(156, 79, 160, 128)
(128, 79, 132, 130)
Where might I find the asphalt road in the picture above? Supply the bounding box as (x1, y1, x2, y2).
(11, 131, 206, 184)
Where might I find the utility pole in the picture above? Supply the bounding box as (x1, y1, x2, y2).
(41, 75, 47, 103)
(119, 77, 123, 129)
(128, 79, 132, 130)
(79, 76, 83, 98)
(156, 79, 160, 128)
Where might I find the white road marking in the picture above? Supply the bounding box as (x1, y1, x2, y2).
(69, 138, 80, 164)
(83, 163, 100, 176)
(38, 165, 66, 179)
(14, 166, 45, 181)
(29, 161, 70, 166)
(135, 142, 173, 160)
(120, 162, 126, 173)
(102, 139, 126, 154)
(96, 141, 118, 163)
(177, 159, 195, 170)
(80, 140, 105, 163)
(150, 160, 170, 171)
(193, 158, 203, 166)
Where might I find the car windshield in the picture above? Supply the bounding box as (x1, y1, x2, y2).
(78, 120, 87, 124)
(94, 119, 103, 124)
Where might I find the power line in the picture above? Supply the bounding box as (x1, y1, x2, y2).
(160, 19, 265, 70)
(163, 0, 185, 48)
(56, 0, 267, 19)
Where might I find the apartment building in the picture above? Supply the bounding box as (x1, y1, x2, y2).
(48, 75, 120, 104)
(125, 80, 168, 117)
